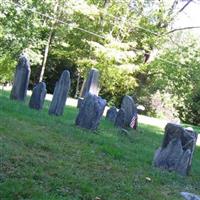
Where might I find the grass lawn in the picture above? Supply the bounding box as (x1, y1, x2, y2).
(0, 90, 200, 200)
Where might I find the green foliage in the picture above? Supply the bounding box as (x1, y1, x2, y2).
(143, 37, 200, 125)
(0, 54, 16, 83)
(1, 0, 200, 124)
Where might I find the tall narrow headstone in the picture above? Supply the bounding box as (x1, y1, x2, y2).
(77, 68, 99, 108)
(121, 95, 137, 127)
(75, 93, 106, 130)
(29, 82, 47, 110)
(49, 70, 71, 116)
(153, 123, 198, 176)
(80, 68, 99, 97)
(10, 54, 31, 101)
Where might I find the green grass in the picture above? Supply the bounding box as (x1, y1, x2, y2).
(0, 90, 200, 200)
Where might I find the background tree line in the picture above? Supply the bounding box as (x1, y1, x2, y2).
(0, 0, 200, 125)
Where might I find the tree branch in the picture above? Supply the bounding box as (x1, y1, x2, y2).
(168, 0, 179, 16)
(177, 0, 193, 14)
(167, 26, 200, 34)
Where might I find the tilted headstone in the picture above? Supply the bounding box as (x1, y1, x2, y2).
(153, 123, 198, 176)
(106, 107, 118, 123)
(181, 192, 200, 200)
(49, 70, 71, 116)
(29, 82, 47, 110)
(121, 95, 137, 127)
(10, 54, 31, 101)
(75, 93, 106, 130)
(114, 108, 126, 128)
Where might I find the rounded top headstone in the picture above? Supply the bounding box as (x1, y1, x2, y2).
(121, 95, 137, 126)
(61, 70, 70, 79)
(18, 53, 30, 70)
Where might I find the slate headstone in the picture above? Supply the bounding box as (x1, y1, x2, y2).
(75, 93, 106, 130)
(114, 108, 126, 128)
(80, 68, 99, 97)
(49, 70, 71, 116)
(153, 123, 198, 176)
(29, 82, 47, 110)
(121, 95, 137, 127)
(78, 68, 100, 108)
(10, 54, 31, 101)
(106, 106, 118, 123)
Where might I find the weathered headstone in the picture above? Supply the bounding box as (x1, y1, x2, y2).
(29, 82, 47, 110)
(121, 95, 137, 127)
(75, 93, 106, 130)
(80, 68, 99, 97)
(49, 70, 71, 116)
(181, 192, 200, 200)
(106, 107, 118, 123)
(114, 108, 126, 128)
(10, 54, 31, 101)
(77, 68, 100, 108)
(153, 123, 198, 176)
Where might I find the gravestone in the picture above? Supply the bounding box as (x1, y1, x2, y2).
(29, 82, 47, 110)
(80, 68, 99, 97)
(153, 123, 198, 176)
(106, 107, 118, 123)
(121, 95, 137, 127)
(114, 108, 126, 128)
(75, 93, 106, 130)
(181, 192, 200, 200)
(10, 54, 31, 101)
(49, 70, 71, 116)
(77, 68, 99, 108)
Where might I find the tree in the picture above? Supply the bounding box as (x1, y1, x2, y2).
(1, 0, 200, 125)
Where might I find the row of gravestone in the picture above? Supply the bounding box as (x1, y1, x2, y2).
(9, 54, 198, 177)
(10, 55, 71, 115)
(10, 54, 138, 130)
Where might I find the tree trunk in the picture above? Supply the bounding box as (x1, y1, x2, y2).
(39, 29, 54, 82)
(39, 0, 59, 82)
(75, 71, 81, 98)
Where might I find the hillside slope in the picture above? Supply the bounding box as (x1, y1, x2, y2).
(0, 90, 200, 200)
